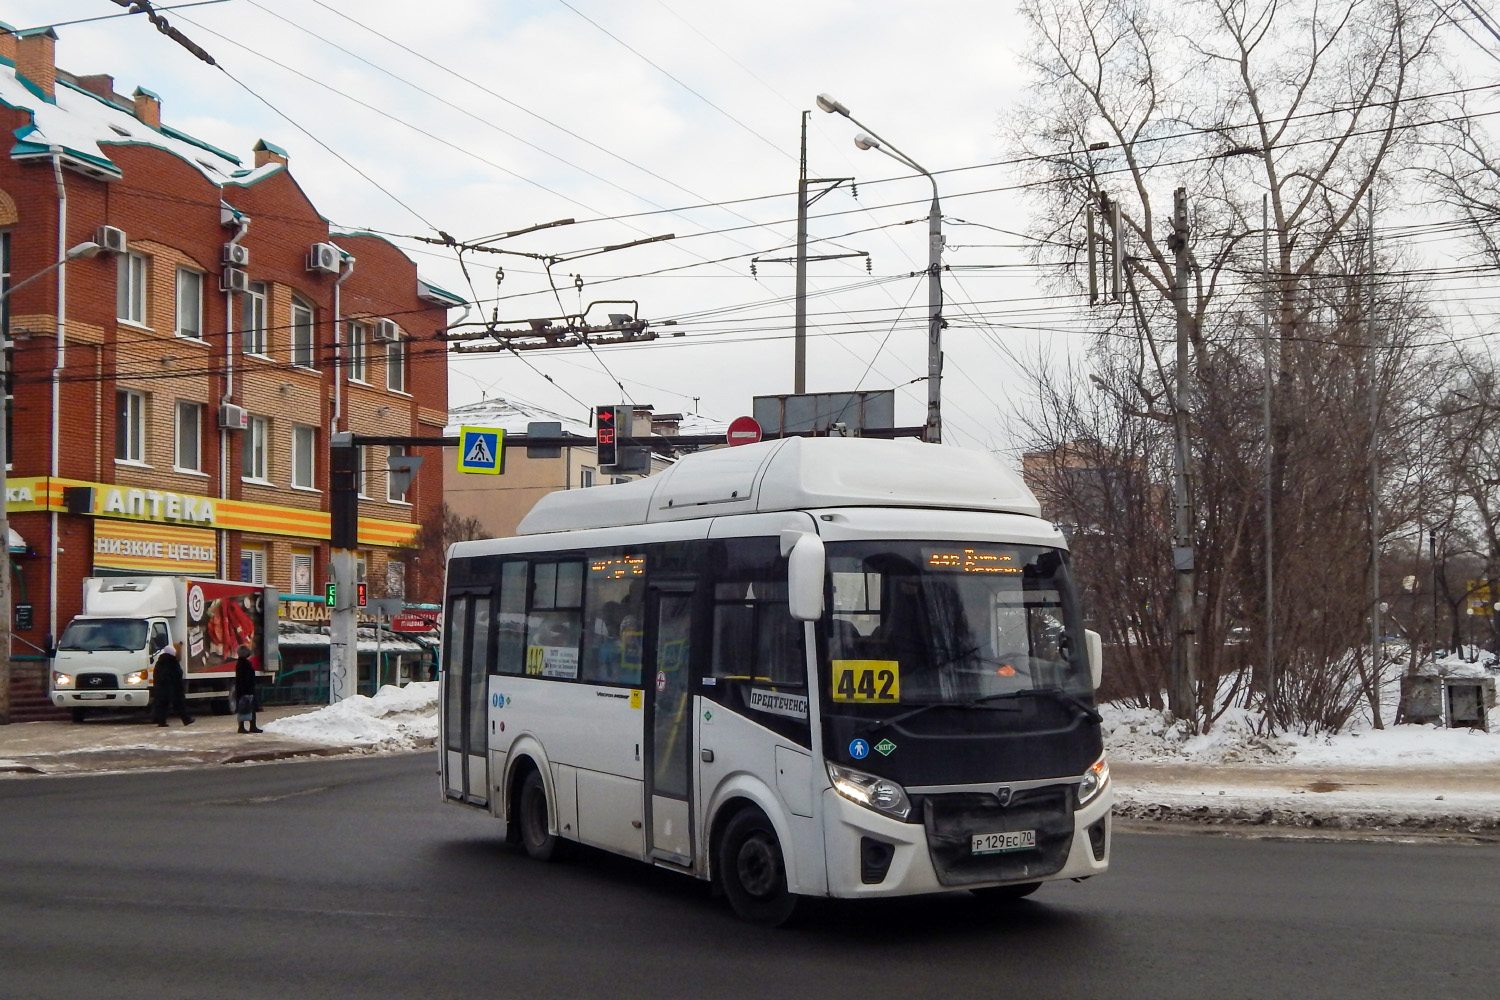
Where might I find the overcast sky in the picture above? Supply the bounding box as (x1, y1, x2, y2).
(14, 2, 1500, 453)
(6, 0, 1086, 450)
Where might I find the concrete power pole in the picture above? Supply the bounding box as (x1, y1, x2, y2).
(1168, 188, 1198, 724)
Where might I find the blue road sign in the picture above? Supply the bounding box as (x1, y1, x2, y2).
(457, 426, 504, 475)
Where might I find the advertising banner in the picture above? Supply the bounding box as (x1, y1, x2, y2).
(185, 580, 266, 677)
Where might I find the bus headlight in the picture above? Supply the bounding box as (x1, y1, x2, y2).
(125, 670, 149, 686)
(828, 762, 912, 821)
(1077, 754, 1109, 807)
(53, 671, 73, 688)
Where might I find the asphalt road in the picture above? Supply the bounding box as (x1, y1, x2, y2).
(1, 756, 1496, 1000)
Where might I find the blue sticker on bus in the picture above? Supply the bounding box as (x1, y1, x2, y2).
(849, 738, 870, 759)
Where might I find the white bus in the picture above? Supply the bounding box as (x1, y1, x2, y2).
(440, 436, 1110, 923)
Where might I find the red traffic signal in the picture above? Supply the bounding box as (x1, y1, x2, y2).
(357, 583, 368, 607)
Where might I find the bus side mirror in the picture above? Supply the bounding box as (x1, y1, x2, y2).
(782, 531, 825, 622)
(1085, 629, 1103, 690)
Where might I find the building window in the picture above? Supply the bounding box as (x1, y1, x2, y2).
(292, 424, 316, 489)
(240, 545, 266, 584)
(386, 336, 405, 392)
(358, 444, 374, 498)
(115, 390, 146, 462)
(242, 282, 268, 355)
(176, 267, 202, 339)
(291, 298, 315, 369)
(387, 444, 409, 503)
(242, 416, 269, 481)
(581, 467, 595, 488)
(117, 251, 147, 325)
(348, 321, 367, 382)
(356, 553, 368, 585)
(291, 548, 315, 595)
(174, 401, 202, 472)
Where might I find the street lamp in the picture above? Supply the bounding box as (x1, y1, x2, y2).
(817, 93, 945, 444)
(0, 239, 102, 724)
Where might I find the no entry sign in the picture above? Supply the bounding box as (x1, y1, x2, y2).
(727, 416, 762, 447)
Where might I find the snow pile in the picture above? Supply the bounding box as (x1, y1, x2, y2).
(261, 682, 438, 750)
(1103, 701, 1500, 767)
(1103, 704, 1293, 763)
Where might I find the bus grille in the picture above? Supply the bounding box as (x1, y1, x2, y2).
(78, 673, 120, 691)
(921, 786, 1073, 887)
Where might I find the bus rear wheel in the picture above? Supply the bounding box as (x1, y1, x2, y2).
(518, 769, 559, 862)
(716, 808, 798, 927)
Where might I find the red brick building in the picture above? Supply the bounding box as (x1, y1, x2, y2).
(0, 27, 458, 718)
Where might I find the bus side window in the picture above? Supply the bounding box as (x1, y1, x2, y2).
(495, 561, 527, 675)
(581, 552, 647, 686)
(526, 559, 584, 679)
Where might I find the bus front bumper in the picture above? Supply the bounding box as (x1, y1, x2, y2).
(821, 782, 1113, 898)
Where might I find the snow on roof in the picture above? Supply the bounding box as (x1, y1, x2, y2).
(445, 396, 595, 438)
(277, 621, 428, 654)
(1, 60, 242, 183)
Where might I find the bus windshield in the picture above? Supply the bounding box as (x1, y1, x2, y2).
(58, 618, 149, 652)
(824, 542, 1091, 713)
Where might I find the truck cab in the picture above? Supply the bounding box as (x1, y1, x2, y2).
(52, 614, 168, 719)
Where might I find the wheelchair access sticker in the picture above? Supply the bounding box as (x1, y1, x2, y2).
(831, 660, 900, 703)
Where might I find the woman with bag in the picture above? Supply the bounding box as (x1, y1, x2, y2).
(234, 645, 263, 734)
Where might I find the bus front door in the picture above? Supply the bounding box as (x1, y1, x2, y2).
(645, 585, 694, 866)
(443, 593, 491, 806)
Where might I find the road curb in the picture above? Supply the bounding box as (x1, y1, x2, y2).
(219, 746, 362, 765)
(1114, 797, 1500, 837)
(0, 763, 44, 774)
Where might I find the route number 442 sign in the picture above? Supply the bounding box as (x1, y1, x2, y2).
(830, 660, 900, 703)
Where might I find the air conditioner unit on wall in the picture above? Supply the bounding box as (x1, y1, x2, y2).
(222, 243, 250, 267)
(373, 319, 399, 342)
(95, 225, 128, 254)
(219, 403, 249, 431)
(220, 267, 250, 293)
(307, 242, 341, 274)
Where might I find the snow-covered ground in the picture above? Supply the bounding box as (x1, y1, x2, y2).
(260, 681, 438, 751)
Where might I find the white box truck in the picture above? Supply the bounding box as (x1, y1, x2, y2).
(50, 577, 279, 721)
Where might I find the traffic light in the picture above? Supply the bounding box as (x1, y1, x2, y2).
(330, 433, 359, 550)
(357, 583, 368, 607)
(595, 405, 619, 466)
(325, 583, 337, 607)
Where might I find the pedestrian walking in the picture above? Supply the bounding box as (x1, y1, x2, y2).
(234, 645, 262, 734)
(151, 642, 194, 727)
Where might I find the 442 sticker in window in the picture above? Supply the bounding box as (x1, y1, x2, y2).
(831, 660, 900, 703)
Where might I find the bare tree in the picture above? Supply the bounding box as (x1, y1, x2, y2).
(1010, 0, 1451, 732)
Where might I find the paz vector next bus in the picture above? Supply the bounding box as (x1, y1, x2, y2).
(439, 436, 1111, 924)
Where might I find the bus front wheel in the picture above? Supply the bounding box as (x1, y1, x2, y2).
(518, 769, 559, 862)
(716, 808, 798, 927)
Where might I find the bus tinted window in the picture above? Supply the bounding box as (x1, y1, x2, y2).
(712, 580, 803, 687)
(495, 561, 527, 675)
(443, 599, 468, 753)
(581, 553, 646, 686)
(527, 560, 584, 679)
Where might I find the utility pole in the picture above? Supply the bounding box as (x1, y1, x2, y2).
(795, 112, 809, 395)
(1168, 188, 1198, 724)
(1367, 190, 1384, 727)
(1261, 194, 1276, 731)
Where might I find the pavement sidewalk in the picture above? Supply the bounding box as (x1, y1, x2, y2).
(0, 706, 388, 775)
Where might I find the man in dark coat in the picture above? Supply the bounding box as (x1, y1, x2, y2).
(233, 645, 263, 734)
(151, 642, 194, 727)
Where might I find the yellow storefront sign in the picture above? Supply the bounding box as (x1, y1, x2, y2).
(94, 521, 218, 575)
(6, 477, 419, 548)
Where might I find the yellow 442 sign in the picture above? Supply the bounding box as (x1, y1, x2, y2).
(831, 660, 901, 703)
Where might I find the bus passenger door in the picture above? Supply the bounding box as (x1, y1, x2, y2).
(443, 592, 491, 806)
(645, 584, 694, 866)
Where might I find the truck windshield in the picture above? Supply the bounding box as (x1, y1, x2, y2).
(57, 619, 148, 652)
(824, 542, 1091, 713)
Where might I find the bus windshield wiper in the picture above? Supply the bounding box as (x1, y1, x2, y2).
(971, 687, 1101, 723)
(864, 701, 952, 734)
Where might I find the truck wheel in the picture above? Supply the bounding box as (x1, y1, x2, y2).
(518, 770, 559, 862)
(70, 708, 88, 723)
(716, 807, 798, 926)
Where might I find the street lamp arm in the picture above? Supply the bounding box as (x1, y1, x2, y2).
(0, 241, 103, 303)
(845, 119, 938, 200)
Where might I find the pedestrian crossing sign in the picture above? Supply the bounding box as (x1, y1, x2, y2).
(457, 426, 504, 475)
